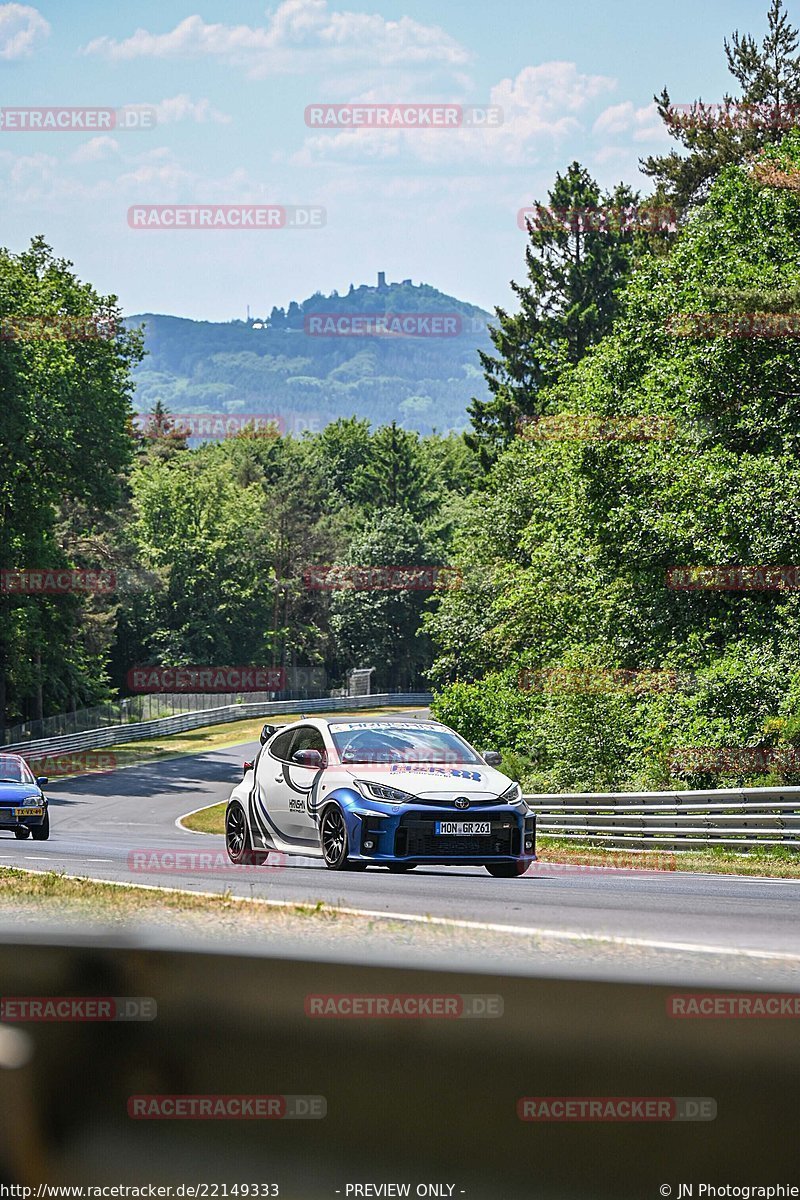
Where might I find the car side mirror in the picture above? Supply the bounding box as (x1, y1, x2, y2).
(483, 750, 502, 766)
(292, 749, 324, 769)
(36, 776, 48, 786)
(260, 723, 277, 745)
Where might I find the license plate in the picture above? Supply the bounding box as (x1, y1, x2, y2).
(14, 807, 43, 817)
(435, 821, 491, 836)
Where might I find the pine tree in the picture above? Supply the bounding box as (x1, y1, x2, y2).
(466, 163, 648, 464)
(642, 0, 800, 212)
(139, 401, 188, 458)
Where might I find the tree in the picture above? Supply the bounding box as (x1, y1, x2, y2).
(125, 449, 274, 665)
(642, 0, 800, 212)
(352, 422, 436, 517)
(138, 400, 188, 460)
(0, 237, 142, 731)
(309, 416, 373, 505)
(328, 509, 438, 690)
(430, 130, 800, 790)
(466, 164, 646, 464)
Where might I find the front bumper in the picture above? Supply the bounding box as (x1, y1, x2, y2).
(0, 804, 47, 831)
(342, 799, 536, 864)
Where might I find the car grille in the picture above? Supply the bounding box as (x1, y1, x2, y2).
(394, 815, 519, 858)
(410, 795, 505, 807)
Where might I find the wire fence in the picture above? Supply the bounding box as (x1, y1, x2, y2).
(1, 688, 338, 746)
(0, 673, 422, 747)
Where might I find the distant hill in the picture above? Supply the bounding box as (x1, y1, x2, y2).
(126, 276, 494, 437)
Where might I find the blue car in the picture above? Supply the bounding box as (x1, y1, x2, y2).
(0, 753, 50, 841)
(225, 716, 536, 877)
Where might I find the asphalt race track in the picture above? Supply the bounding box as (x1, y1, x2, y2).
(3, 732, 800, 983)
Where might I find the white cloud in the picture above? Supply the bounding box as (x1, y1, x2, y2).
(292, 62, 617, 169)
(592, 100, 668, 144)
(495, 62, 615, 121)
(153, 95, 232, 125)
(82, 0, 470, 80)
(0, 2, 49, 60)
(71, 136, 120, 163)
(0, 140, 305, 212)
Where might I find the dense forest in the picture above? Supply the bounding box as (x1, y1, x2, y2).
(3, 1, 800, 793)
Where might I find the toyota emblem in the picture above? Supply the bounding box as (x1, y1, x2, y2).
(454, 796, 470, 810)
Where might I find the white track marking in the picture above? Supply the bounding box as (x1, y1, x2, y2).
(6, 864, 800, 965)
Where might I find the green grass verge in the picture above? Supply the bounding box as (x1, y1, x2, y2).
(538, 837, 800, 878)
(181, 801, 228, 833)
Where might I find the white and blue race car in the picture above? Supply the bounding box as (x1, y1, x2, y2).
(224, 717, 536, 876)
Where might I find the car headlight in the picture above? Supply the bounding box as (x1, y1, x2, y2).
(498, 781, 523, 804)
(355, 779, 416, 803)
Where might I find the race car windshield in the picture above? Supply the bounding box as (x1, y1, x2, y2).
(0, 756, 34, 783)
(330, 726, 481, 765)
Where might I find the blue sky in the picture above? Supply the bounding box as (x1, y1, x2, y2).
(0, 0, 774, 319)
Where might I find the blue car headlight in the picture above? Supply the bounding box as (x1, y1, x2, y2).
(355, 779, 415, 804)
(498, 781, 523, 804)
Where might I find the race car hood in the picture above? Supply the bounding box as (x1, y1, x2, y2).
(0, 784, 42, 805)
(342, 762, 512, 802)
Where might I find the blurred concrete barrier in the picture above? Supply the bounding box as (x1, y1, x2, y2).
(0, 928, 798, 1196)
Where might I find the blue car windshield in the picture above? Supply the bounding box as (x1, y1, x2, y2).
(329, 723, 481, 765)
(0, 756, 34, 784)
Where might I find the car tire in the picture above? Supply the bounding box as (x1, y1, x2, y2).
(226, 802, 267, 866)
(320, 804, 364, 871)
(386, 863, 416, 872)
(14, 827, 30, 840)
(485, 860, 529, 878)
(30, 812, 50, 841)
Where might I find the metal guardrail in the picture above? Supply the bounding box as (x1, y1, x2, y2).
(525, 786, 800, 849)
(4, 693, 433, 760)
